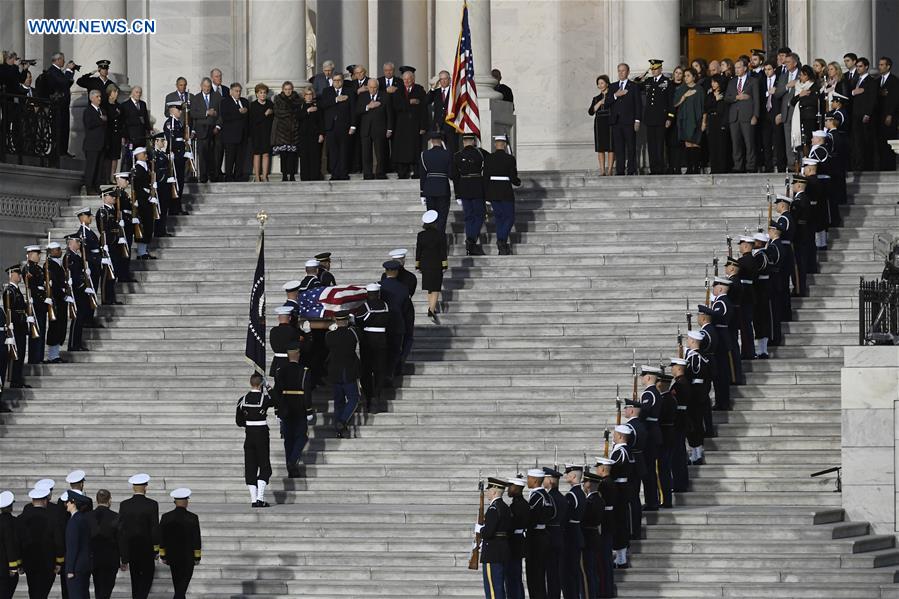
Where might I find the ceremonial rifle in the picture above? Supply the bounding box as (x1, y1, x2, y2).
(603, 429, 610, 458)
(468, 476, 485, 570)
(62, 253, 77, 320)
(44, 246, 56, 322)
(4, 288, 19, 368)
(22, 262, 40, 339)
(766, 181, 773, 225)
(631, 350, 637, 403)
(677, 327, 684, 359)
(726, 219, 733, 258)
(182, 90, 197, 175)
(615, 383, 621, 425)
(704, 265, 711, 306)
(114, 190, 129, 258)
(79, 240, 99, 311)
(165, 125, 180, 200)
(685, 298, 692, 332)
(712, 257, 719, 277)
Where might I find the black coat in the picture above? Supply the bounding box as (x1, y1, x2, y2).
(480, 498, 511, 564)
(45, 64, 74, 102)
(641, 74, 675, 125)
(419, 146, 453, 197)
(355, 92, 394, 137)
(219, 96, 249, 144)
(117, 494, 159, 563)
(298, 101, 324, 153)
(272, 92, 302, 147)
(159, 507, 201, 565)
(415, 227, 448, 271)
(318, 86, 355, 133)
(88, 505, 121, 569)
(0, 512, 21, 571)
(427, 86, 454, 131)
(65, 510, 92, 575)
(82, 103, 106, 152)
(483, 150, 520, 202)
(608, 79, 643, 125)
(76, 74, 116, 97)
(272, 362, 313, 421)
(392, 84, 429, 162)
(17, 506, 62, 573)
(191, 90, 222, 139)
(120, 98, 151, 144)
(325, 326, 361, 383)
(853, 74, 879, 120)
(879, 73, 899, 120)
(453, 146, 487, 199)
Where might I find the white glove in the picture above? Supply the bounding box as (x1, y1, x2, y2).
(348, 314, 356, 325)
(150, 198, 160, 205)
(152, 182, 158, 189)
(44, 298, 53, 305)
(166, 176, 176, 183)
(485, 201, 491, 206)
(184, 151, 193, 160)
(118, 237, 127, 245)
(67, 278, 73, 286)
(103, 245, 109, 252)
(118, 220, 125, 228)
(420, 196, 427, 206)
(65, 296, 75, 304)
(301, 321, 311, 333)
(4, 337, 14, 346)
(26, 316, 35, 324)
(85, 288, 96, 296)
(328, 323, 338, 332)
(473, 523, 484, 534)
(101, 258, 112, 266)
(132, 218, 140, 224)
(456, 198, 463, 206)
(306, 414, 314, 423)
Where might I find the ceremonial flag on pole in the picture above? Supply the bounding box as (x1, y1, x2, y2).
(445, 0, 480, 138)
(244, 227, 266, 375)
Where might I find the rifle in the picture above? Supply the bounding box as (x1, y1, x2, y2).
(148, 147, 162, 221)
(79, 241, 99, 311)
(553, 445, 558, 473)
(712, 257, 719, 277)
(22, 264, 40, 339)
(766, 181, 773, 225)
(631, 349, 637, 402)
(166, 125, 181, 199)
(182, 90, 197, 175)
(99, 229, 116, 306)
(784, 175, 790, 196)
(726, 219, 733, 258)
(615, 383, 621, 425)
(62, 254, 77, 320)
(44, 250, 56, 322)
(704, 264, 711, 306)
(603, 429, 610, 458)
(468, 477, 485, 570)
(114, 191, 130, 258)
(677, 327, 684, 359)
(130, 160, 144, 240)
(3, 290, 18, 367)
(686, 299, 692, 332)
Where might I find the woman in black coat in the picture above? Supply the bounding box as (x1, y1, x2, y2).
(103, 85, 124, 182)
(272, 81, 302, 181)
(588, 74, 612, 175)
(249, 83, 274, 182)
(415, 210, 448, 324)
(297, 87, 324, 181)
(790, 65, 822, 155)
(703, 75, 729, 174)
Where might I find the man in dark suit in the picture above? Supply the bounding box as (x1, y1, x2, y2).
(64, 492, 92, 599)
(319, 72, 355, 181)
(118, 474, 159, 599)
(164, 77, 190, 124)
(88, 489, 121, 599)
(75, 59, 116, 99)
(349, 65, 371, 173)
(209, 68, 227, 177)
(640, 59, 674, 174)
(377, 62, 402, 172)
(217, 82, 249, 181)
(355, 79, 393, 179)
(427, 70, 458, 155)
(192, 77, 222, 182)
(420, 132, 454, 235)
(760, 61, 786, 172)
(393, 67, 429, 179)
(120, 86, 151, 153)
(45, 52, 75, 156)
(725, 58, 759, 172)
(774, 53, 801, 167)
(608, 63, 642, 175)
(311, 60, 335, 97)
(850, 57, 879, 171)
(877, 56, 898, 171)
(82, 89, 107, 195)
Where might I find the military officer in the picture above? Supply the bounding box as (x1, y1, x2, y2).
(118, 473, 160, 599)
(64, 235, 89, 353)
(96, 187, 125, 305)
(359, 283, 390, 412)
(23, 245, 47, 365)
(315, 252, 337, 287)
(542, 466, 567, 597)
(271, 341, 314, 478)
(608, 426, 633, 568)
(237, 372, 274, 507)
(685, 330, 711, 462)
(699, 277, 736, 410)
(132, 146, 156, 260)
(2, 264, 27, 389)
(621, 400, 646, 540)
(592, 458, 617, 597)
(74, 207, 101, 295)
(420, 131, 454, 235)
(163, 101, 188, 215)
(453, 133, 488, 255)
(504, 476, 529, 599)
(640, 59, 674, 174)
(524, 468, 553, 599)
(325, 312, 361, 438)
(484, 135, 521, 255)
(637, 365, 663, 511)
(0, 490, 21, 599)
(112, 172, 135, 283)
(561, 465, 586, 599)
(580, 470, 606, 599)
(44, 241, 68, 364)
(478, 477, 511, 599)
(752, 232, 773, 358)
(18, 486, 63, 599)
(300, 260, 323, 291)
(159, 488, 201, 599)
(75, 59, 116, 98)
(270, 305, 304, 377)
(668, 357, 691, 493)
(88, 489, 121, 599)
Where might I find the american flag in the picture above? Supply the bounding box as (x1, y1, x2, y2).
(244, 229, 266, 375)
(445, 0, 480, 137)
(298, 285, 369, 319)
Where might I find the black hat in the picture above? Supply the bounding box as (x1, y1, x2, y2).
(398, 65, 416, 74)
(152, 131, 166, 140)
(698, 304, 714, 315)
(315, 252, 332, 261)
(96, 60, 111, 69)
(751, 49, 766, 56)
(769, 219, 785, 232)
(791, 174, 808, 183)
(541, 467, 563, 479)
(5, 264, 22, 275)
(583, 471, 603, 483)
(725, 256, 739, 267)
(563, 464, 584, 474)
(334, 311, 351, 321)
(659, 373, 673, 383)
(346, 65, 357, 74)
(64, 234, 82, 243)
(648, 59, 663, 68)
(383, 260, 401, 270)
(623, 398, 641, 408)
(486, 477, 508, 490)
(428, 131, 444, 141)
(462, 133, 478, 140)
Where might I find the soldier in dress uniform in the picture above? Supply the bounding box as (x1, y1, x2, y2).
(270, 304, 304, 376)
(640, 59, 674, 174)
(23, 245, 47, 365)
(88, 489, 121, 599)
(63, 490, 92, 599)
(735, 235, 758, 359)
(325, 313, 361, 438)
(359, 283, 390, 412)
(453, 133, 488, 255)
(608, 426, 633, 568)
(668, 358, 691, 492)
(132, 146, 156, 260)
(579, 470, 605, 599)
(237, 372, 274, 507)
(621, 401, 645, 541)
(2, 264, 27, 389)
(112, 172, 135, 282)
(696, 313, 718, 438)
(271, 341, 314, 478)
(383, 249, 417, 373)
(524, 468, 553, 599)
(44, 241, 68, 364)
(765, 221, 788, 347)
(159, 488, 201, 599)
(542, 466, 567, 598)
(478, 477, 511, 599)
(300, 260, 322, 291)
(484, 135, 521, 255)
(74, 207, 101, 299)
(0, 490, 21, 599)
(18, 485, 63, 599)
(592, 458, 617, 597)
(636, 365, 663, 512)
(656, 371, 677, 508)
(379, 260, 411, 384)
(504, 476, 529, 599)
(150, 132, 173, 239)
(790, 174, 814, 298)
(561, 465, 585, 599)
(315, 252, 337, 287)
(752, 232, 774, 358)
(75, 59, 116, 98)
(420, 132, 454, 235)
(773, 195, 796, 321)
(64, 236, 89, 352)
(163, 101, 189, 216)
(281, 280, 302, 325)
(96, 187, 125, 305)
(298, 261, 326, 384)
(118, 473, 159, 599)
(699, 277, 736, 410)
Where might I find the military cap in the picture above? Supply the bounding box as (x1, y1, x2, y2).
(170, 487, 191, 500)
(648, 59, 664, 68)
(422, 210, 438, 224)
(687, 330, 704, 341)
(486, 477, 508, 490)
(506, 477, 527, 487)
(769, 219, 785, 232)
(594, 457, 615, 466)
(493, 134, 508, 143)
(64, 234, 82, 243)
(314, 252, 332, 261)
(541, 467, 563, 479)
(670, 358, 687, 366)
(753, 232, 769, 243)
(304, 259, 320, 268)
(775, 194, 792, 204)
(751, 49, 766, 56)
(132, 146, 147, 157)
(24, 245, 41, 253)
(739, 235, 755, 244)
(383, 260, 401, 270)
(47, 241, 61, 250)
(128, 473, 151, 485)
(5, 264, 22, 275)
(274, 306, 294, 316)
(345, 65, 357, 74)
(398, 65, 416, 74)
(28, 487, 51, 500)
(831, 92, 848, 101)
(152, 131, 167, 140)
(334, 311, 350, 321)
(640, 365, 662, 376)
(65, 470, 86, 484)
(113, 171, 130, 179)
(282, 280, 302, 292)
(74, 206, 92, 217)
(388, 248, 408, 258)
(725, 256, 739, 267)
(35, 479, 55, 490)
(526, 468, 546, 478)
(365, 283, 381, 292)
(623, 397, 641, 408)
(0, 491, 13, 509)
(462, 133, 478, 140)
(166, 100, 183, 108)
(100, 185, 117, 197)
(582, 471, 603, 483)
(428, 131, 444, 141)
(96, 59, 111, 69)
(712, 276, 732, 286)
(613, 424, 632, 435)
(791, 174, 808, 183)
(811, 130, 828, 139)
(563, 464, 584, 474)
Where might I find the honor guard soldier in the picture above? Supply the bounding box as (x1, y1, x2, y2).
(773, 195, 796, 315)
(118, 473, 160, 599)
(699, 277, 736, 411)
(24, 245, 47, 365)
(237, 372, 274, 507)
(379, 260, 412, 383)
(96, 187, 124, 305)
(383, 249, 417, 372)
(325, 312, 361, 438)
(542, 467, 567, 598)
(315, 252, 337, 287)
(504, 476, 529, 599)
(2, 264, 27, 389)
(685, 331, 711, 460)
(621, 400, 646, 539)
(281, 279, 302, 325)
(163, 101, 188, 213)
(790, 174, 813, 297)
(478, 478, 511, 599)
(64, 235, 90, 352)
(637, 365, 663, 511)
(640, 59, 674, 174)
(300, 260, 322, 291)
(484, 135, 521, 255)
(768, 217, 792, 340)
(159, 488, 201, 599)
(608, 426, 633, 568)
(592, 458, 617, 597)
(63, 490, 92, 599)
(764, 222, 786, 347)
(735, 235, 758, 359)
(751, 232, 773, 358)
(524, 468, 553, 599)
(359, 283, 390, 412)
(298, 263, 326, 384)
(270, 305, 304, 376)
(580, 470, 607, 599)
(271, 341, 314, 478)
(695, 311, 718, 437)
(18, 485, 63, 599)
(88, 489, 122, 599)
(657, 371, 678, 507)
(75, 59, 116, 97)
(112, 172, 135, 282)
(0, 490, 21, 598)
(453, 133, 488, 255)
(45, 241, 68, 363)
(561, 464, 586, 599)
(132, 147, 156, 260)
(668, 358, 691, 492)
(420, 131, 453, 235)
(151, 132, 173, 239)
(74, 207, 101, 295)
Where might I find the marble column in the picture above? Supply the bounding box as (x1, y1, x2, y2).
(315, 0, 368, 74)
(621, 0, 678, 74)
(71, 0, 127, 83)
(23, 0, 46, 66)
(2, 0, 25, 59)
(433, 0, 462, 76)
(248, 0, 306, 88)
(810, 0, 873, 62)
(377, 0, 427, 79)
(434, 0, 500, 98)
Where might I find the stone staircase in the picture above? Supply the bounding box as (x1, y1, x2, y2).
(2, 171, 899, 598)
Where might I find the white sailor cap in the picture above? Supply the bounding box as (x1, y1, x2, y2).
(753, 232, 769, 243)
(640, 365, 662, 375)
(365, 283, 381, 292)
(802, 157, 819, 165)
(73, 207, 91, 217)
(687, 330, 704, 341)
(670, 358, 687, 366)
(274, 306, 294, 316)
(47, 241, 61, 250)
(24, 244, 41, 253)
(304, 259, 320, 268)
(132, 147, 146, 157)
(113, 171, 131, 179)
(526, 468, 546, 478)
(506, 477, 527, 487)
(614, 424, 632, 435)
(166, 100, 184, 108)
(812, 129, 828, 138)
(493, 134, 508, 142)
(713, 276, 732, 286)
(738, 235, 755, 244)
(388, 248, 408, 259)
(28, 487, 51, 500)
(170, 487, 191, 500)
(831, 92, 849, 101)
(775, 194, 793, 204)
(0, 491, 13, 509)
(421, 210, 438, 224)
(128, 473, 151, 485)
(35, 478, 55, 490)
(65, 470, 86, 484)
(282, 280, 302, 291)
(594, 457, 615, 466)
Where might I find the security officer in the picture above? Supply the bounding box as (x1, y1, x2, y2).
(542, 466, 567, 598)
(640, 59, 674, 174)
(2, 264, 27, 388)
(64, 236, 90, 353)
(23, 245, 47, 365)
(236, 372, 274, 507)
(271, 341, 314, 478)
(524, 468, 553, 599)
(504, 476, 529, 599)
(95, 187, 124, 305)
(637, 365, 663, 511)
(45, 241, 68, 364)
(0, 490, 21, 599)
(608, 426, 633, 568)
(18, 486, 62, 599)
(484, 135, 521, 255)
(269, 305, 304, 377)
(118, 473, 160, 599)
(359, 283, 390, 412)
(315, 252, 337, 287)
(478, 477, 511, 599)
(700, 277, 736, 411)
(419, 131, 453, 235)
(561, 465, 585, 599)
(453, 133, 488, 255)
(159, 488, 201, 599)
(326, 312, 361, 438)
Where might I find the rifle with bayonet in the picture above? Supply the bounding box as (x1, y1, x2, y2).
(182, 89, 197, 176)
(468, 475, 485, 570)
(615, 383, 621, 425)
(726, 219, 733, 258)
(3, 289, 18, 370)
(22, 261, 40, 339)
(704, 265, 711, 306)
(62, 253, 77, 320)
(677, 327, 684, 359)
(79, 238, 99, 311)
(114, 189, 130, 258)
(44, 246, 56, 322)
(631, 350, 637, 403)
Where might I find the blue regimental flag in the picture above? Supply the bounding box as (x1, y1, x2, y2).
(245, 229, 266, 374)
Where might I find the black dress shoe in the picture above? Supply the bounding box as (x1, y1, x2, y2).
(253, 501, 270, 508)
(11, 383, 31, 389)
(49, 358, 65, 364)
(427, 309, 440, 325)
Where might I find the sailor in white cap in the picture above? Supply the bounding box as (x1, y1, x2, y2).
(1, 263, 27, 390)
(359, 283, 390, 411)
(19, 484, 63, 595)
(504, 474, 529, 597)
(420, 132, 453, 234)
(118, 473, 160, 596)
(561, 464, 587, 596)
(131, 144, 155, 260)
(416, 209, 448, 324)
(484, 132, 520, 255)
(579, 469, 609, 598)
(684, 329, 714, 449)
(524, 468, 554, 596)
(73, 206, 102, 297)
(159, 487, 201, 598)
(22, 244, 48, 366)
(237, 371, 274, 507)
(63, 469, 93, 511)
(270, 304, 304, 377)
(698, 276, 736, 411)
(299, 260, 322, 291)
(750, 232, 773, 360)
(162, 99, 188, 213)
(95, 186, 125, 306)
(381, 248, 417, 373)
(635, 365, 663, 512)
(0, 489, 20, 590)
(43, 239, 68, 364)
(609, 425, 633, 567)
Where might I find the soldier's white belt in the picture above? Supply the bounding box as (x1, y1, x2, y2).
(245, 421, 267, 426)
(740, 279, 753, 284)
(122, 210, 131, 214)
(490, 176, 510, 181)
(714, 324, 728, 328)
(281, 390, 304, 395)
(273, 353, 288, 358)
(614, 478, 628, 483)
(461, 174, 481, 178)
(513, 529, 524, 535)
(533, 524, 546, 530)
(37, 286, 44, 290)
(645, 417, 658, 422)
(604, 506, 614, 511)
(363, 327, 386, 333)
(90, 249, 100, 253)
(174, 137, 184, 141)
(758, 275, 770, 280)
(568, 520, 581, 524)
(426, 173, 447, 178)
(692, 378, 705, 384)
(677, 405, 688, 411)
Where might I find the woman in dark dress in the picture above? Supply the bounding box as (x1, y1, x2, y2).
(104, 84, 123, 183)
(297, 87, 324, 181)
(588, 74, 612, 175)
(703, 75, 729, 174)
(667, 66, 685, 173)
(415, 210, 448, 324)
(249, 83, 274, 182)
(674, 68, 705, 173)
(790, 65, 822, 157)
(272, 81, 302, 181)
